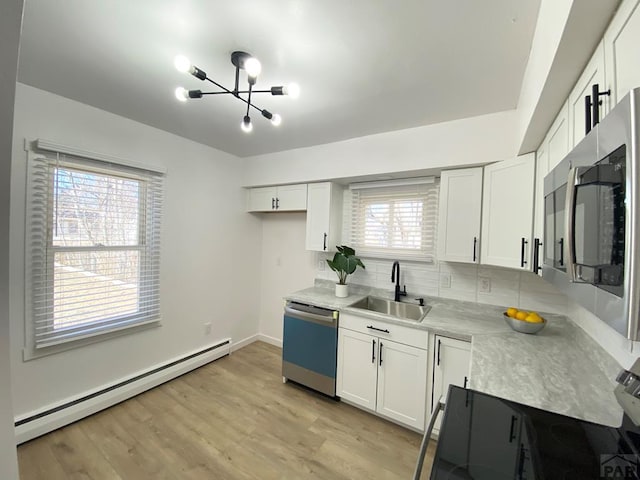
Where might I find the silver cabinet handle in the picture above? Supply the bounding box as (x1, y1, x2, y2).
(565, 167, 578, 282)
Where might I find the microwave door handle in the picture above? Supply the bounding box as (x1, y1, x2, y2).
(565, 167, 579, 282)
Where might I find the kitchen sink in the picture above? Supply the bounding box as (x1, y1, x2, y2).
(348, 296, 430, 322)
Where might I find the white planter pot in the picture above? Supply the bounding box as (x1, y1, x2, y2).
(335, 284, 349, 298)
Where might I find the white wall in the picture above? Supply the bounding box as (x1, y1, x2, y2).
(242, 110, 519, 187)
(1, 0, 23, 477)
(9, 84, 262, 417)
(257, 213, 317, 344)
(568, 301, 640, 370)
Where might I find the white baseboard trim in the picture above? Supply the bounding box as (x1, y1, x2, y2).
(14, 338, 231, 444)
(258, 334, 282, 348)
(230, 334, 259, 352)
(230, 333, 282, 352)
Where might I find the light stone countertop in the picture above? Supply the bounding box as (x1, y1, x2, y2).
(284, 284, 624, 427)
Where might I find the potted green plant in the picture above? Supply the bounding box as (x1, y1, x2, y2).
(326, 245, 365, 297)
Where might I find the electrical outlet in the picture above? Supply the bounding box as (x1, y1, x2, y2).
(318, 260, 325, 271)
(440, 273, 451, 289)
(204, 322, 212, 335)
(479, 276, 491, 293)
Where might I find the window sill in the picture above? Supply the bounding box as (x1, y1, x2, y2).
(23, 319, 161, 361)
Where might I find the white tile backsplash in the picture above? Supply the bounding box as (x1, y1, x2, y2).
(316, 256, 569, 315)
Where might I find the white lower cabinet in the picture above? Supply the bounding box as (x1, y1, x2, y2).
(337, 318, 428, 430)
(336, 328, 378, 411)
(376, 339, 428, 428)
(430, 336, 471, 432)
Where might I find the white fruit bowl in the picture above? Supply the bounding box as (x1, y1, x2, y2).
(503, 313, 547, 335)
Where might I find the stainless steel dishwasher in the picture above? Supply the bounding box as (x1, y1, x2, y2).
(282, 301, 338, 397)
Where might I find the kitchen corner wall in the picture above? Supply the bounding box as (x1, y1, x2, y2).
(257, 212, 317, 345)
(316, 257, 568, 315)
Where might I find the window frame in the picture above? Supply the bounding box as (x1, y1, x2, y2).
(348, 178, 439, 263)
(25, 147, 164, 359)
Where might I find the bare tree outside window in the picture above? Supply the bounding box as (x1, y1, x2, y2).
(51, 167, 142, 329)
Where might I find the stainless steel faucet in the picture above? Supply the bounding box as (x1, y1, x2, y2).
(391, 261, 407, 302)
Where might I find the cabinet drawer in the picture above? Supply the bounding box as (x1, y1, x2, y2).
(339, 312, 428, 350)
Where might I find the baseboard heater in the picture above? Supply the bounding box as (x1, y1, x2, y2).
(14, 339, 231, 444)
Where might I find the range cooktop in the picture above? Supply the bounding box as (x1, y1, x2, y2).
(430, 385, 640, 479)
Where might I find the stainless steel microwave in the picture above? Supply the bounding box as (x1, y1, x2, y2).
(543, 87, 640, 340)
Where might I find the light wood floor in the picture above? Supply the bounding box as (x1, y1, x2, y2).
(18, 341, 436, 479)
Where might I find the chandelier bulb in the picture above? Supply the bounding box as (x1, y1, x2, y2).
(271, 114, 282, 127)
(244, 57, 262, 78)
(174, 55, 192, 74)
(241, 116, 253, 133)
(174, 87, 188, 102)
(284, 82, 300, 99)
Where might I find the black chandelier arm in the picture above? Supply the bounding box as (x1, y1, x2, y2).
(192, 89, 266, 115)
(204, 76, 235, 96)
(194, 90, 276, 96)
(246, 84, 253, 117)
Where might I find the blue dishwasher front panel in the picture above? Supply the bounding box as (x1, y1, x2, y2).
(282, 313, 337, 396)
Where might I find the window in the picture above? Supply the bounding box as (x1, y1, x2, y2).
(349, 178, 439, 261)
(26, 151, 164, 350)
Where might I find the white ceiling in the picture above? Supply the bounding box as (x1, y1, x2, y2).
(18, 0, 541, 158)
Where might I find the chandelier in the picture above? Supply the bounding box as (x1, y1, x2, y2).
(173, 51, 299, 133)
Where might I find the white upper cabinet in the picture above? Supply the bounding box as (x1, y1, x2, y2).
(247, 186, 277, 211)
(533, 102, 569, 274)
(569, 42, 607, 148)
(480, 154, 535, 270)
(547, 101, 571, 171)
(274, 184, 308, 211)
(247, 184, 307, 212)
(604, 0, 640, 106)
(533, 142, 548, 273)
(305, 182, 343, 252)
(437, 168, 483, 264)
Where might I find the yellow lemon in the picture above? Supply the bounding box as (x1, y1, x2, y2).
(506, 307, 518, 318)
(525, 314, 544, 324)
(515, 311, 528, 321)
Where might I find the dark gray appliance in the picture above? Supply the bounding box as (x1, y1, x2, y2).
(543, 87, 640, 340)
(282, 301, 338, 397)
(414, 357, 640, 479)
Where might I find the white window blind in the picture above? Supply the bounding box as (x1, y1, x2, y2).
(26, 152, 164, 349)
(349, 179, 439, 262)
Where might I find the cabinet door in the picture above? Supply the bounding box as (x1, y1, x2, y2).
(437, 168, 483, 263)
(480, 154, 535, 270)
(336, 328, 378, 411)
(533, 142, 548, 267)
(247, 186, 277, 212)
(604, 0, 640, 107)
(275, 184, 307, 211)
(376, 339, 427, 430)
(306, 182, 342, 252)
(547, 102, 570, 171)
(431, 336, 471, 431)
(569, 42, 606, 148)
(306, 183, 331, 251)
